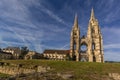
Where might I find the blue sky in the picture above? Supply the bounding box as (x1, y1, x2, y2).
(0, 0, 120, 61)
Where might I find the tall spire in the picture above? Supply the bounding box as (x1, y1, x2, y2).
(90, 8, 95, 20)
(73, 13, 78, 27)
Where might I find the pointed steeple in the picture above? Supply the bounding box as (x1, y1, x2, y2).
(90, 8, 95, 20)
(73, 13, 78, 27)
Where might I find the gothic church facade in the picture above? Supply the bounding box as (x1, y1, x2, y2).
(70, 9, 104, 62)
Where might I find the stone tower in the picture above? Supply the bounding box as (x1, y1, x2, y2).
(70, 9, 104, 62)
(70, 14, 80, 61)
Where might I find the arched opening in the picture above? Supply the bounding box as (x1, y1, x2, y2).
(80, 43, 87, 53)
(80, 56, 88, 62)
(73, 44, 76, 50)
(73, 40, 76, 49)
(81, 45, 87, 51)
(74, 33, 77, 36)
(93, 56, 96, 62)
(92, 43, 95, 50)
(73, 41, 76, 54)
(81, 57, 87, 62)
(73, 55, 76, 61)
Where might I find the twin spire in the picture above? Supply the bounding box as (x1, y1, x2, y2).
(73, 8, 96, 27)
(73, 13, 78, 27)
(90, 8, 95, 20)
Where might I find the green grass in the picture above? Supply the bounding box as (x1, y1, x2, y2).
(0, 60, 120, 80)
(0, 73, 10, 78)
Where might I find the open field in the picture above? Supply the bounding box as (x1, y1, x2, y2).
(0, 60, 120, 80)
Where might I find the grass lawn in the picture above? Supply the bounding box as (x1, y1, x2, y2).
(0, 60, 120, 80)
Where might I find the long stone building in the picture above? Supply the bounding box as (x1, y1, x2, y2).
(43, 50, 69, 60)
(0, 51, 13, 60)
(2, 47, 21, 59)
(70, 9, 104, 62)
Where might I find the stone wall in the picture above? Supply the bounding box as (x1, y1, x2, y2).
(109, 73, 120, 80)
(0, 62, 50, 75)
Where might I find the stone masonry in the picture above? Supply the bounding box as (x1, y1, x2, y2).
(70, 8, 104, 62)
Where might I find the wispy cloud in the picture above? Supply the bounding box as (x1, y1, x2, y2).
(105, 43, 120, 48)
(60, 43, 69, 50)
(38, 4, 68, 26)
(0, 0, 70, 52)
(102, 27, 120, 42)
(0, 0, 44, 52)
(104, 50, 120, 61)
(101, 26, 120, 61)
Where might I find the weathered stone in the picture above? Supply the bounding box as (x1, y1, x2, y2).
(70, 8, 104, 62)
(109, 73, 120, 80)
(0, 62, 49, 76)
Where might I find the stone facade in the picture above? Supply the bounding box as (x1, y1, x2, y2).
(0, 51, 12, 60)
(24, 51, 36, 60)
(2, 47, 21, 59)
(70, 9, 104, 62)
(43, 50, 69, 60)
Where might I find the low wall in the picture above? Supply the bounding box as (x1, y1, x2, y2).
(109, 73, 120, 80)
(0, 62, 50, 75)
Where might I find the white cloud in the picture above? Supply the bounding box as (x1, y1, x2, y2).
(60, 43, 69, 49)
(102, 27, 120, 44)
(102, 27, 120, 61)
(0, 0, 44, 52)
(0, 0, 69, 52)
(104, 50, 120, 61)
(104, 43, 120, 49)
(37, 3, 68, 26)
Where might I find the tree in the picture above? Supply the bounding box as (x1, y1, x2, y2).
(19, 46, 29, 59)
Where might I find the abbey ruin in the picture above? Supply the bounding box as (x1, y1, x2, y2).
(43, 9, 104, 63)
(70, 9, 104, 62)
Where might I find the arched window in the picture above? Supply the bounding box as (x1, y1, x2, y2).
(73, 41, 76, 50)
(92, 43, 95, 50)
(74, 33, 77, 35)
(81, 43, 87, 53)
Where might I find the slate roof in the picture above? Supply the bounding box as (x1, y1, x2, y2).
(43, 49, 70, 54)
(3, 47, 20, 50)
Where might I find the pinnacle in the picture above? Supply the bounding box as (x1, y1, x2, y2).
(73, 13, 78, 27)
(90, 8, 95, 20)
